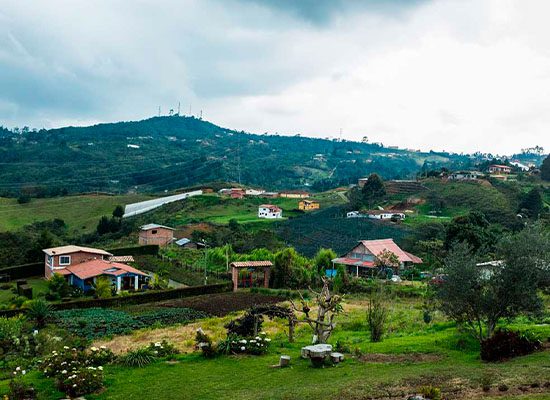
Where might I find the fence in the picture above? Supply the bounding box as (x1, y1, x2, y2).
(159, 255, 232, 281)
(0, 262, 43, 281)
(0, 282, 232, 317)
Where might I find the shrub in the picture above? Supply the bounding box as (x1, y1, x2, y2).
(195, 328, 216, 358)
(88, 346, 116, 365)
(419, 385, 441, 400)
(93, 276, 113, 299)
(47, 273, 71, 300)
(147, 340, 179, 357)
(225, 312, 263, 337)
(120, 347, 157, 367)
(56, 366, 103, 398)
(23, 299, 52, 328)
(366, 290, 388, 342)
(480, 329, 542, 361)
(8, 369, 35, 400)
(334, 338, 352, 353)
(222, 333, 271, 355)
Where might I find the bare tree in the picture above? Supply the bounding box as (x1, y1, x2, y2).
(290, 278, 343, 344)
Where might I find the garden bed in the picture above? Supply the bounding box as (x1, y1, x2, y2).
(126, 292, 284, 317)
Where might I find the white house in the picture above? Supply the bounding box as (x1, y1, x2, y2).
(245, 188, 265, 196)
(258, 204, 282, 219)
(448, 171, 484, 181)
(366, 210, 405, 220)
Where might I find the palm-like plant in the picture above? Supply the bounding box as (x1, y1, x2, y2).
(24, 298, 52, 328)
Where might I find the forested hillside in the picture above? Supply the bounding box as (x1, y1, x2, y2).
(0, 116, 478, 196)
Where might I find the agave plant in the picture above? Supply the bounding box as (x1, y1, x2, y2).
(119, 347, 157, 368)
(24, 298, 52, 328)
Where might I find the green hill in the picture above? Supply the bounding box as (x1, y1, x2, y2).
(0, 116, 474, 197)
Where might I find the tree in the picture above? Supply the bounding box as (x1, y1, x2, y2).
(47, 273, 71, 299)
(366, 285, 388, 342)
(361, 173, 386, 207)
(374, 249, 400, 278)
(541, 154, 550, 181)
(23, 299, 52, 328)
(437, 241, 542, 342)
(290, 278, 343, 344)
(313, 248, 336, 274)
(112, 205, 124, 219)
(93, 277, 113, 298)
(444, 211, 494, 252)
(518, 187, 543, 219)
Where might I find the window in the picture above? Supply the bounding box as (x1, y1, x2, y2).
(47, 256, 53, 265)
(152, 230, 158, 234)
(59, 255, 71, 265)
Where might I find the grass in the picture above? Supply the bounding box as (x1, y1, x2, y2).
(0, 278, 49, 305)
(0, 194, 149, 233)
(4, 292, 550, 399)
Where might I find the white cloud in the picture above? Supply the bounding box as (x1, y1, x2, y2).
(0, 0, 549, 154)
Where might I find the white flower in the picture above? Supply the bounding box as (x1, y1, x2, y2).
(73, 384, 77, 388)
(63, 346, 69, 350)
(21, 370, 26, 375)
(90, 346, 98, 352)
(154, 342, 161, 347)
(100, 345, 107, 349)
(98, 366, 103, 371)
(33, 330, 38, 336)
(249, 340, 256, 343)
(264, 338, 271, 342)
(61, 370, 67, 374)
(240, 346, 245, 351)
(15, 367, 20, 371)
(239, 339, 247, 344)
(255, 337, 261, 340)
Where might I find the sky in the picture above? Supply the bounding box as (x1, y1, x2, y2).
(1, 0, 549, 155)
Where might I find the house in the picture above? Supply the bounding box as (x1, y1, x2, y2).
(346, 211, 365, 218)
(488, 164, 512, 174)
(298, 200, 320, 211)
(258, 204, 283, 219)
(139, 224, 175, 246)
(261, 192, 280, 198)
(332, 239, 422, 277)
(448, 171, 484, 181)
(279, 191, 309, 199)
(245, 188, 265, 196)
(358, 177, 369, 188)
(43, 245, 113, 279)
(174, 238, 205, 249)
(57, 259, 148, 293)
(230, 188, 245, 199)
(366, 210, 405, 220)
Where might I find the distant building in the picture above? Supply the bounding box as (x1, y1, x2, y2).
(261, 192, 280, 198)
(139, 224, 175, 246)
(279, 191, 309, 199)
(245, 188, 265, 196)
(448, 171, 485, 181)
(346, 211, 364, 218)
(357, 177, 369, 188)
(366, 210, 405, 220)
(230, 188, 245, 199)
(488, 164, 512, 174)
(298, 200, 320, 211)
(174, 238, 205, 249)
(258, 204, 283, 219)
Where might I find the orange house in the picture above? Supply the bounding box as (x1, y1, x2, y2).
(139, 224, 175, 246)
(298, 200, 320, 211)
(43, 245, 112, 278)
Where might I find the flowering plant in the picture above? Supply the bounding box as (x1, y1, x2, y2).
(228, 332, 271, 355)
(56, 367, 103, 398)
(7, 367, 35, 400)
(147, 340, 179, 357)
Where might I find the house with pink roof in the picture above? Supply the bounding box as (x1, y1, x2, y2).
(331, 239, 422, 277)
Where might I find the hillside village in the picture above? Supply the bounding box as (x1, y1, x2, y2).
(0, 138, 549, 399)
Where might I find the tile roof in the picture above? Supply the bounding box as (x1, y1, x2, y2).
(43, 245, 112, 257)
(259, 204, 282, 212)
(360, 239, 422, 264)
(62, 259, 148, 280)
(230, 261, 273, 268)
(108, 255, 135, 263)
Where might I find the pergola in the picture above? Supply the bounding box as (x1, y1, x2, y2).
(230, 261, 272, 292)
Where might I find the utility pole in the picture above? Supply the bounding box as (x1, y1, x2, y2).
(225, 245, 229, 272)
(203, 241, 208, 285)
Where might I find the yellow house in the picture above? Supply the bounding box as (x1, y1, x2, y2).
(298, 200, 320, 211)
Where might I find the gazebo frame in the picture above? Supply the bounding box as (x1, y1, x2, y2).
(230, 261, 272, 292)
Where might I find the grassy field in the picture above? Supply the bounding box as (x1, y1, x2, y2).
(0, 194, 149, 233)
(3, 291, 549, 399)
(0, 278, 49, 305)
(165, 193, 346, 226)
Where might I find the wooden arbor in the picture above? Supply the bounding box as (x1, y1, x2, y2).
(230, 261, 272, 291)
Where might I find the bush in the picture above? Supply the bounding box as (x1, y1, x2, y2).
(23, 299, 52, 328)
(47, 273, 71, 300)
(56, 366, 103, 398)
(419, 385, 441, 400)
(119, 347, 157, 367)
(480, 329, 542, 361)
(218, 333, 271, 356)
(88, 346, 116, 365)
(8, 371, 35, 400)
(195, 328, 216, 358)
(225, 312, 263, 337)
(366, 291, 388, 342)
(93, 276, 113, 298)
(147, 340, 179, 358)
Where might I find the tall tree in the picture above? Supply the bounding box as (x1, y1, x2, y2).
(361, 173, 386, 208)
(518, 187, 543, 219)
(541, 154, 550, 181)
(437, 241, 543, 342)
(444, 211, 493, 252)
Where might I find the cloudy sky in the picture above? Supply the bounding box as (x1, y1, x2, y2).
(1, 0, 549, 154)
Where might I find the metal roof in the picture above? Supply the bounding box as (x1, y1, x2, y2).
(140, 223, 175, 231)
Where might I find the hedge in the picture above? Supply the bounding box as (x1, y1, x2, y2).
(0, 262, 43, 280)
(0, 282, 232, 317)
(108, 245, 159, 256)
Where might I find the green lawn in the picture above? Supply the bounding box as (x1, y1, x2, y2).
(0, 194, 149, 233)
(2, 294, 549, 399)
(0, 278, 49, 305)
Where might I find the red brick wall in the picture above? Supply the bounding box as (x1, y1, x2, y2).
(139, 228, 174, 246)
